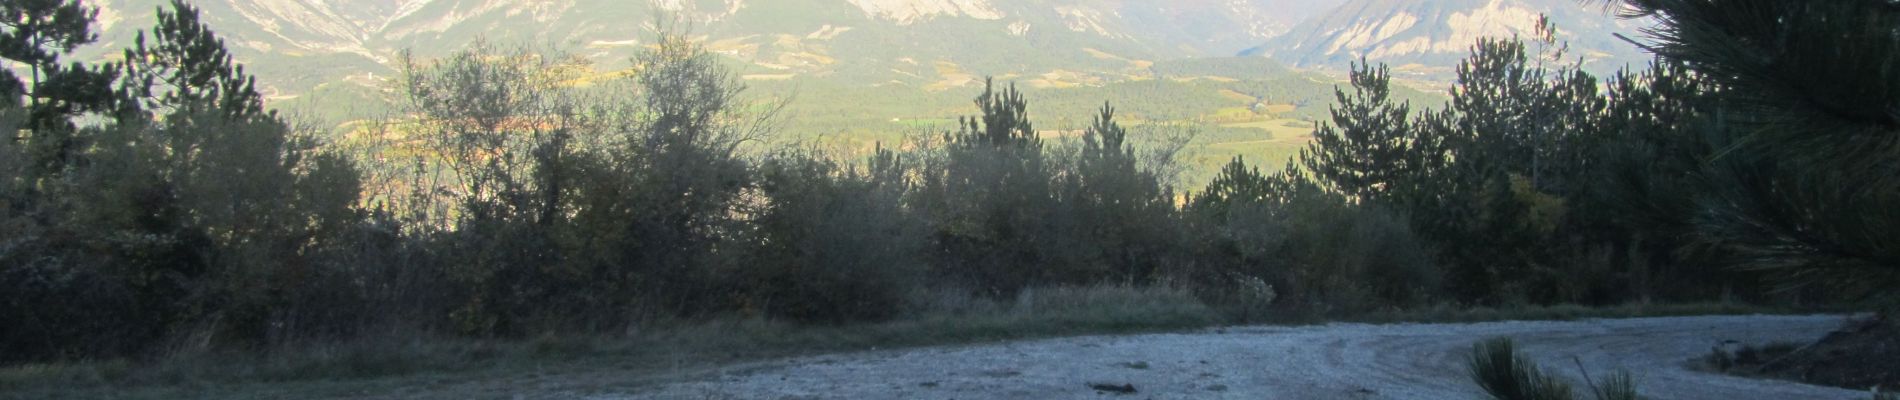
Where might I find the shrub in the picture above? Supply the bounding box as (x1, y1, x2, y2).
(739, 152, 925, 323)
(1183, 157, 1439, 317)
(912, 80, 1056, 297)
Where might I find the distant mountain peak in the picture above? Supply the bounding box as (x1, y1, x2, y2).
(845, 0, 1002, 24)
(1249, 0, 1651, 79)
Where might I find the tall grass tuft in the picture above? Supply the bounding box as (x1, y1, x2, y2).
(1589, 371, 1639, 400)
(1469, 338, 1575, 400)
(1468, 337, 1644, 400)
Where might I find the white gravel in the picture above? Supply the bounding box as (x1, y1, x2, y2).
(613, 315, 1866, 400)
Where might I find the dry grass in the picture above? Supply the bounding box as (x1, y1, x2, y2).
(0, 285, 1218, 399)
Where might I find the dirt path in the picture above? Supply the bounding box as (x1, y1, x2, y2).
(610, 315, 1865, 399)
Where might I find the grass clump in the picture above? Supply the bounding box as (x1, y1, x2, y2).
(1468, 337, 1639, 400)
(1470, 338, 1575, 400)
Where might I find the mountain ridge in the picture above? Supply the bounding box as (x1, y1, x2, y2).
(81, 0, 1347, 97)
(1246, 0, 1651, 79)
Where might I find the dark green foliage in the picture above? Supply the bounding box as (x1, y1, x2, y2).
(1573, 62, 1728, 302)
(1190, 156, 1314, 222)
(917, 79, 1057, 297)
(0, 0, 96, 64)
(741, 150, 925, 323)
(0, 0, 123, 178)
(0, 0, 101, 110)
(1417, 38, 1598, 305)
(0, 0, 365, 360)
(1581, 0, 1900, 309)
(914, 85, 1193, 298)
(1235, 0, 1900, 312)
(121, 0, 267, 121)
(1183, 157, 1437, 317)
(1300, 59, 1435, 206)
(1275, 32, 1764, 306)
(1054, 104, 1179, 284)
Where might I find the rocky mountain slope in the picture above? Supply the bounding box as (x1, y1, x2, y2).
(82, 0, 1347, 97)
(1246, 0, 1652, 79)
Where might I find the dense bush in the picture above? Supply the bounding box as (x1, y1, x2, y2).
(1182, 158, 1437, 318)
(739, 151, 925, 323)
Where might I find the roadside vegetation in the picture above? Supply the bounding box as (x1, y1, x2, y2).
(1468, 338, 1637, 400)
(1469, 0, 1900, 398)
(0, 0, 1894, 397)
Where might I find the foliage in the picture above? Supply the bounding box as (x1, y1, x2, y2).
(1607, 0, 1900, 307)
(387, 28, 775, 334)
(1271, 31, 1781, 306)
(3, 0, 1890, 372)
(1055, 104, 1180, 284)
(1300, 59, 1434, 205)
(741, 151, 925, 323)
(120, 0, 266, 121)
(1469, 337, 1639, 400)
(0, 0, 122, 179)
(0, 0, 378, 360)
(1184, 156, 1437, 317)
(915, 79, 1056, 297)
(1470, 338, 1576, 400)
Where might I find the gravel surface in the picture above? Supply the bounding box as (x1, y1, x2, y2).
(614, 315, 1865, 399)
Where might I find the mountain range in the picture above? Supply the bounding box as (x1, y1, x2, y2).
(74, 0, 1654, 105)
(1248, 0, 1651, 77)
(55, 0, 1662, 190)
(83, 0, 1351, 97)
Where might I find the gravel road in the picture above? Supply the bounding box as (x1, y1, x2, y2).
(616, 315, 1866, 399)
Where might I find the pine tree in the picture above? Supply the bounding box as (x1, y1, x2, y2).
(1412, 37, 1589, 304)
(1300, 59, 1435, 206)
(0, 0, 95, 108)
(1192, 156, 1312, 220)
(1079, 103, 1134, 186)
(121, 0, 267, 122)
(1, 0, 122, 177)
(1604, 0, 1900, 305)
(955, 78, 1038, 151)
(1194, 157, 1266, 214)
(923, 79, 1055, 296)
(1069, 103, 1173, 283)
